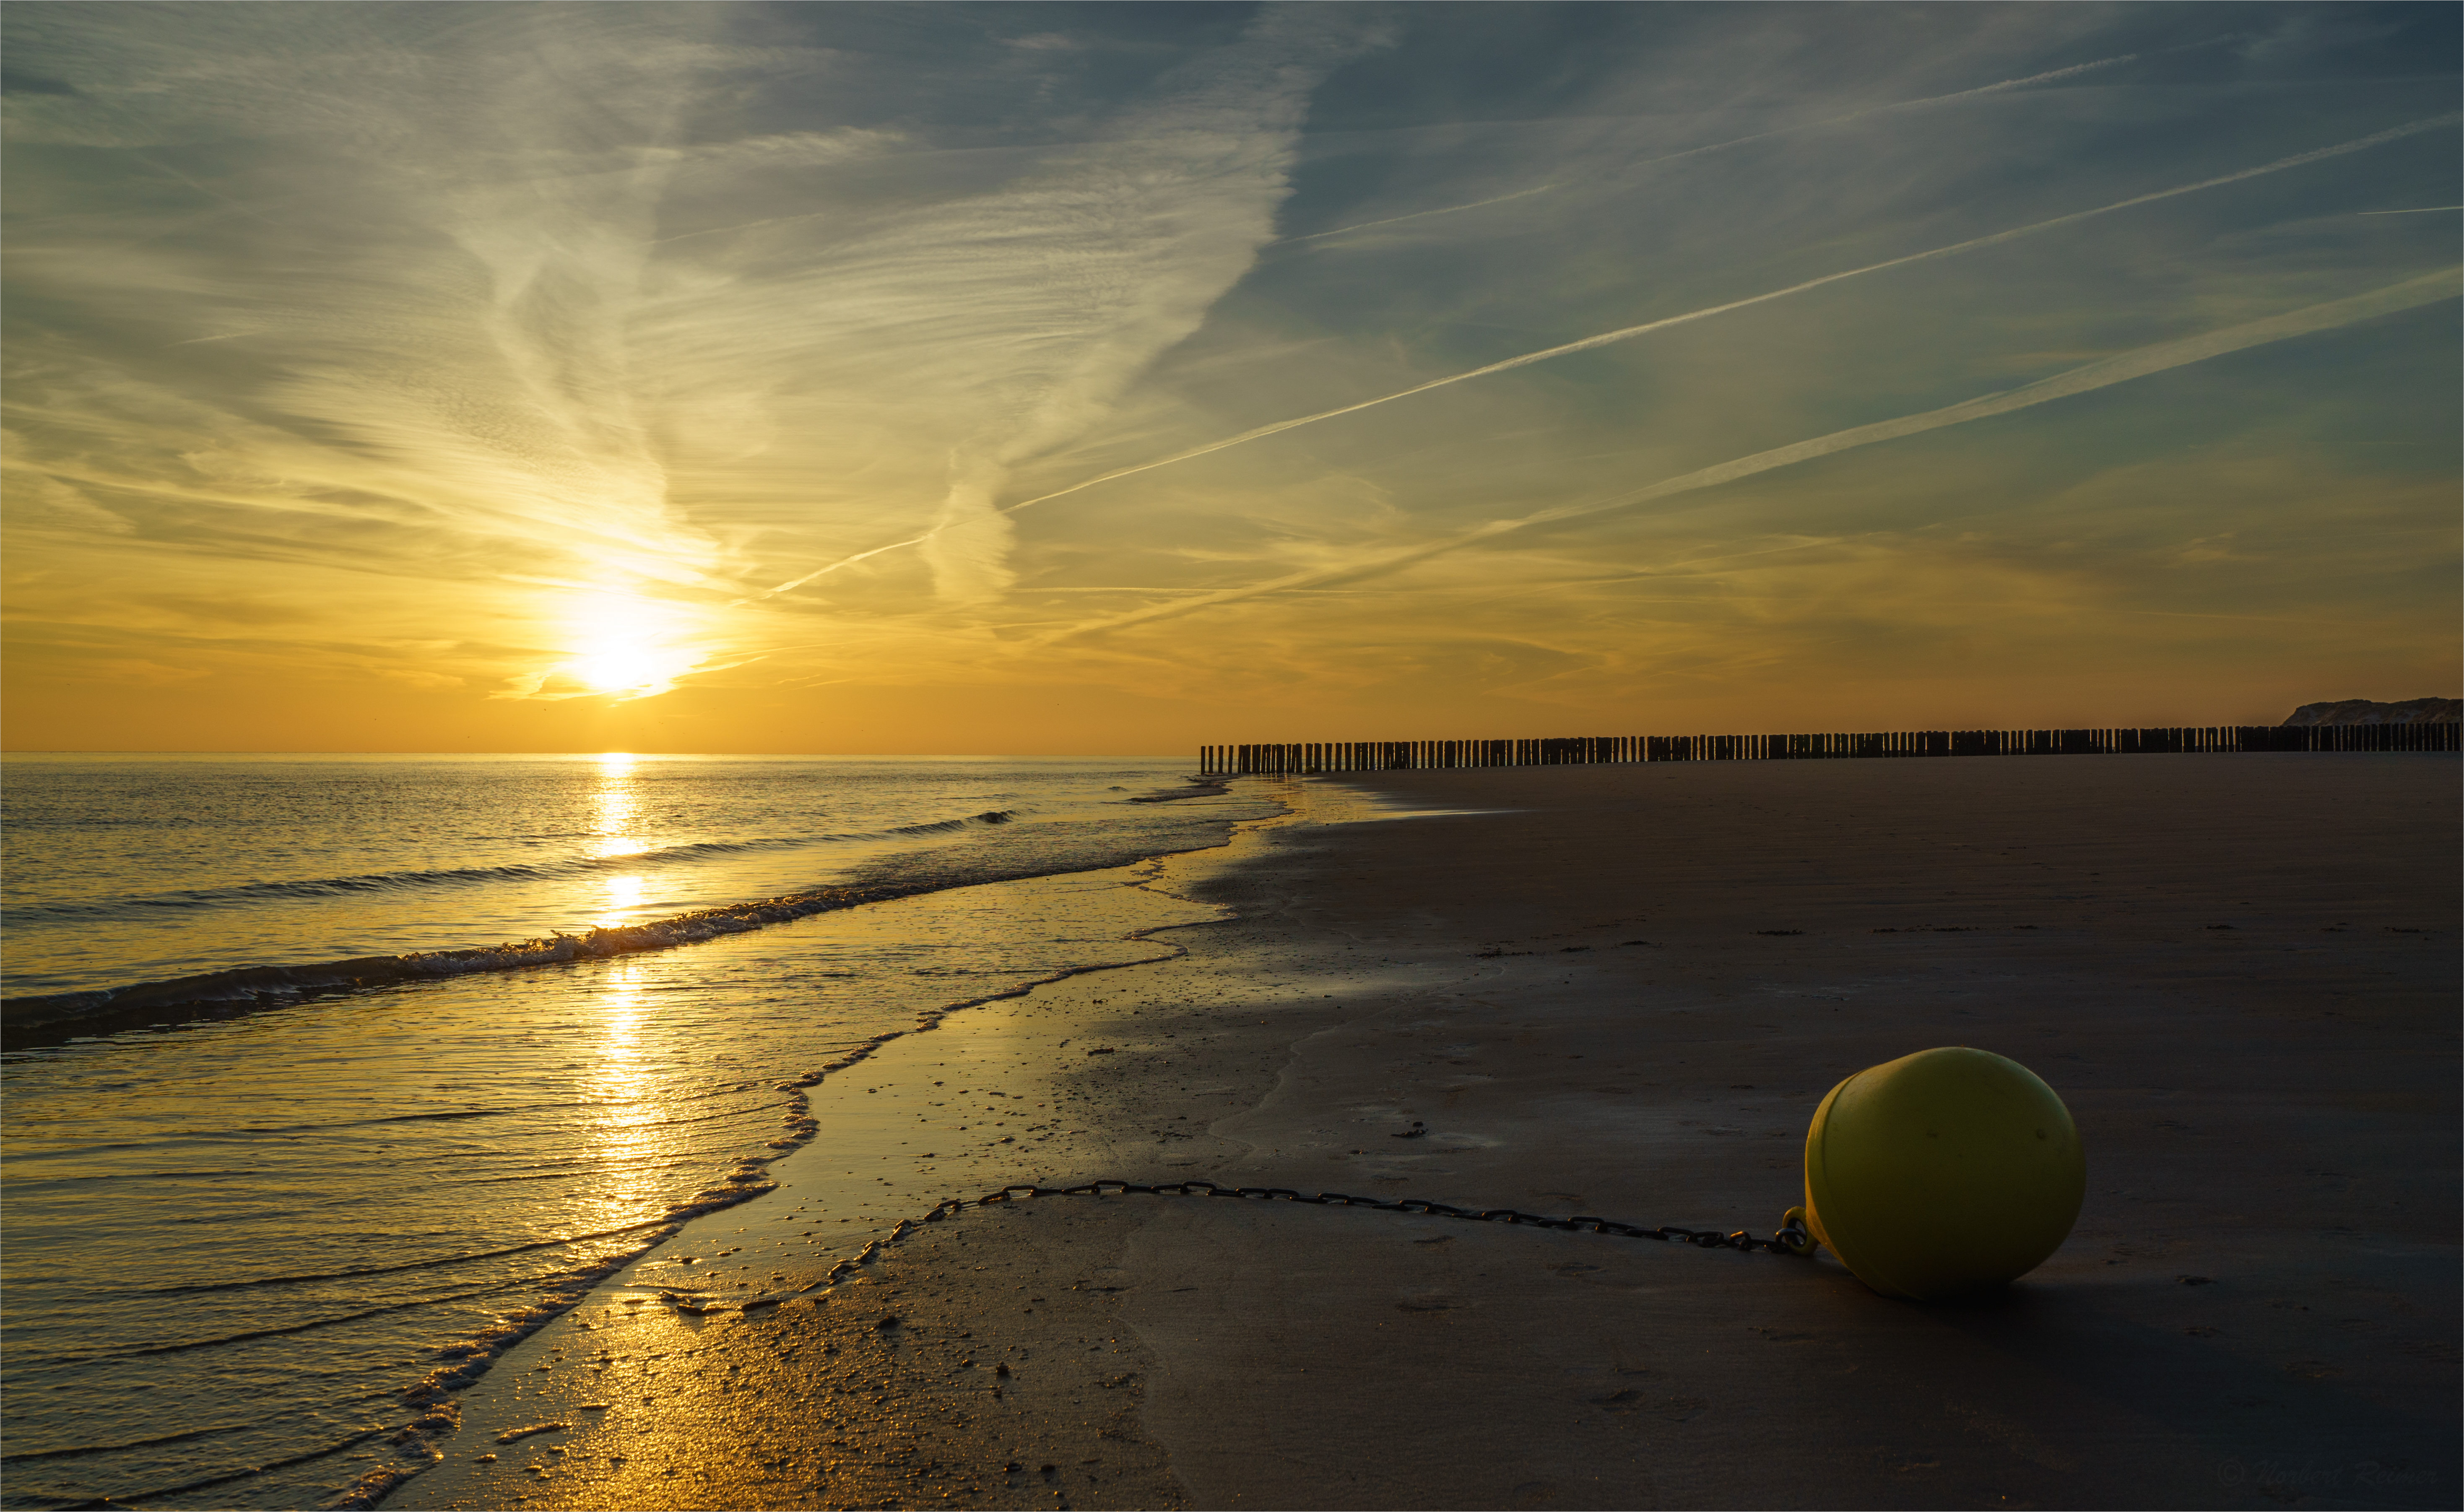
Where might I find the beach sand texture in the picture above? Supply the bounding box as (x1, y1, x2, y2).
(397, 756, 2459, 1510)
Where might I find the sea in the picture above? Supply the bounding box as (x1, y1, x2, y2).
(0, 754, 1283, 1509)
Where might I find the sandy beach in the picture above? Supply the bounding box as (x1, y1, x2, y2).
(395, 755, 2459, 1511)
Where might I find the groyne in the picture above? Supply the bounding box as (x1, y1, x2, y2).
(1199, 722, 2458, 774)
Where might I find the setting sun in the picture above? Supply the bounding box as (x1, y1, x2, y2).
(548, 591, 702, 700)
(568, 647, 685, 696)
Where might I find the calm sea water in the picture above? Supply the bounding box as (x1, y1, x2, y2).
(0, 755, 1278, 1509)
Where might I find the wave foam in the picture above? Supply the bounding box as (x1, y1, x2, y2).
(2, 880, 917, 1036)
(13, 811, 1021, 920)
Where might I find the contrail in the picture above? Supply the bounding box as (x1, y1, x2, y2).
(1037, 267, 2458, 643)
(2360, 205, 2464, 216)
(733, 532, 939, 604)
(993, 113, 2456, 515)
(1277, 49, 2155, 247)
(1279, 184, 1564, 244)
(1589, 49, 2156, 181)
(741, 111, 2453, 603)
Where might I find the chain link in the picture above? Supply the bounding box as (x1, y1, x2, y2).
(717, 1180, 1811, 1312)
(880, 1179, 1813, 1256)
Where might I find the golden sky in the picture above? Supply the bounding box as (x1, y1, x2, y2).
(4, 4, 2457, 753)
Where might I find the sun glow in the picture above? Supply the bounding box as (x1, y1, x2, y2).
(570, 644, 697, 695)
(552, 591, 702, 699)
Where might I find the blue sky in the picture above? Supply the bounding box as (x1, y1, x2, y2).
(3, 3, 2456, 751)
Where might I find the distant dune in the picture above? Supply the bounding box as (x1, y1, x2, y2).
(2282, 697, 2461, 726)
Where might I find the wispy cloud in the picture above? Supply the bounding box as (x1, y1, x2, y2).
(1042, 269, 2459, 642)
(1277, 182, 1566, 245)
(5, 3, 2454, 743)
(1275, 45, 2181, 247)
(753, 108, 2451, 598)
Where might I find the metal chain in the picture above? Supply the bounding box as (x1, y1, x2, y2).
(884, 1179, 1814, 1256)
(713, 1180, 1811, 1313)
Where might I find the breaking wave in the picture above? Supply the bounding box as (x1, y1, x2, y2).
(13, 811, 1018, 920)
(0, 798, 1261, 1044)
(3, 881, 917, 1036)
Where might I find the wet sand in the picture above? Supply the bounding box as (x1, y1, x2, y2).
(395, 755, 2459, 1511)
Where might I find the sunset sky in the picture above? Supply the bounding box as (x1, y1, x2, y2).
(4, 2, 2456, 754)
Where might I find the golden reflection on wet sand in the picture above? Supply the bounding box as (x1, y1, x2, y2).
(411, 853, 1255, 1508)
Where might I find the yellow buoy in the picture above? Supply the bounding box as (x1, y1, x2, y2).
(1799, 1046, 2084, 1300)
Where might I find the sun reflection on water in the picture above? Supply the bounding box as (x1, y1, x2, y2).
(588, 753, 652, 926)
(590, 753, 647, 858)
(593, 961, 657, 1224)
(600, 964, 645, 1083)
(594, 873, 649, 928)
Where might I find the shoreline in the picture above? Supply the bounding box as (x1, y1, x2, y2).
(0, 778, 1261, 1050)
(395, 756, 2458, 1510)
(384, 795, 1334, 1511)
(0, 772, 1274, 1512)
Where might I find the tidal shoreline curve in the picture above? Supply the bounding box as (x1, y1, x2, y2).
(2, 783, 1251, 1049)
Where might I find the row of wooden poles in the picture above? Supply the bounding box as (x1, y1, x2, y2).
(1200, 723, 2459, 774)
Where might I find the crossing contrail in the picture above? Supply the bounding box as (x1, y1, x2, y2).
(741, 110, 2454, 604)
(994, 113, 2456, 515)
(1037, 266, 2459, 642)
(1279, 184, 1565, 244)
(1277, 49, 2156, 246)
